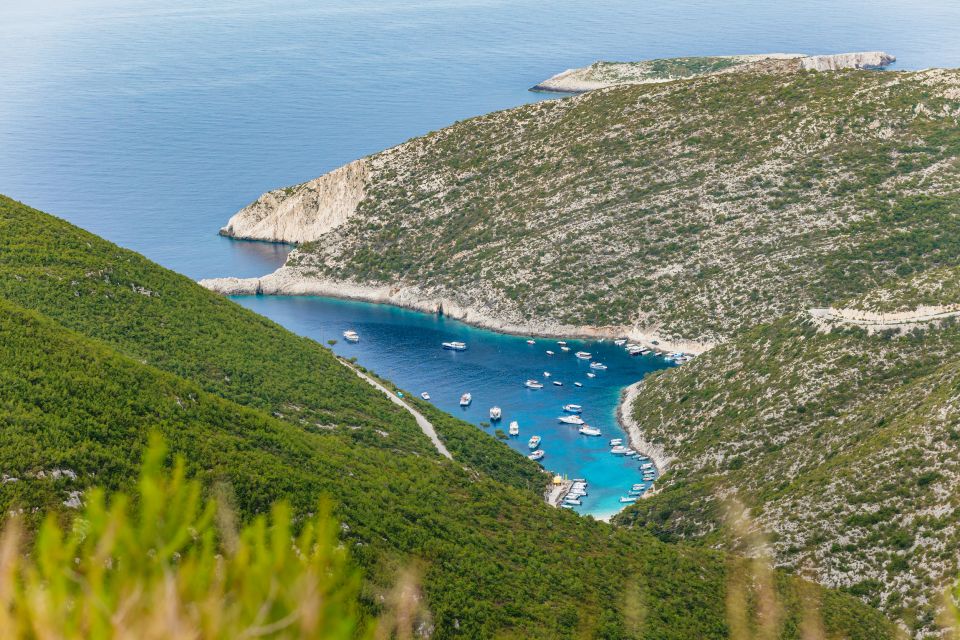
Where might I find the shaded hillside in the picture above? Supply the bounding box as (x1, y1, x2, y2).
(615, 268, 960, 636)
(0, 195, 894, 638)
(219, 66, 960, 347)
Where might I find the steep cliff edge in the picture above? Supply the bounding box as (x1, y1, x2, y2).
(530, 51, 894, 93)
(220, 158, 369, 244)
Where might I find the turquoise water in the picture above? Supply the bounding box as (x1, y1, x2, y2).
(234, 294, 671, 517)
(4, 0, 960, 515)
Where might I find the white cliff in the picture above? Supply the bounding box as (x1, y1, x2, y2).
(799, 51, 895, 71)
(219, 158, 369, 244)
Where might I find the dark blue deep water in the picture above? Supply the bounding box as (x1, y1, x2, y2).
(4, 0, 960, 514)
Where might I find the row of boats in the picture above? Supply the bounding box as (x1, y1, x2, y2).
(561, 479, 589, 508)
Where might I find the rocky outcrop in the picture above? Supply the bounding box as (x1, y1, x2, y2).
(531, 51, 894, 93)
(219, 159, 369, 244)
(809, 303, 960, 334)
(799, 51, 895, 72)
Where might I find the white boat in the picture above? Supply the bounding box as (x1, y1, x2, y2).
(508, 421, 519, 436)
(420, 392, 431, 400)
(563, 404, 583, 414)
(586, 372, 596, 378)
(610, 445, 629, 455)
(560, 346, 571, 352)
(557, 341, 567, 346)
(528, 435, 541, 450)
(574, 351, 592, 360)
(631, 484, 646, 491)
(578, 426, 602, 436)
(627, 346, 643, 356)
(546, 350, 555, 356)
(442, 341, 467, 351)
(623, 448, 636, 456)
(342, 330, 360, 343)
(459, 393, 472, 406)
(619, 496, 637, 504)
(614, 339, 626, 346)
(609, 438, 623, 446)
(528, 450, 544, 461)
(558, 415, 585, 425)
(640, 463, 654, 470)
(573, 382, 583, 387)
(489, 406, 502, 421)
(543, 371, 551, 377)
(563, 498, 581, 506)
(524, 379, 544, 390)
(589, 362, 607, 370)
(526, 339, 536, 345)
(552, 381, 563, 386)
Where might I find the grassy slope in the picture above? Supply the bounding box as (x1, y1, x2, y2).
(0, 195, 894, 638)
(284, 67, 960, 344)
(615, 273, 960, 634)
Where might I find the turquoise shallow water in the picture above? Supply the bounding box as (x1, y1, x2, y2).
(234, 294, 672, 517)
(4, 0, 960, 515)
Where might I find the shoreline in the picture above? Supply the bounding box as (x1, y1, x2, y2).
(615, 379, 673, 479)
(199, 268, 716, 355)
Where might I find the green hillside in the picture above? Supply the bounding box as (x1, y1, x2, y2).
(615, 270, 960, 635)
(0, 195, 895, 638)
(233, 65, 960, 346)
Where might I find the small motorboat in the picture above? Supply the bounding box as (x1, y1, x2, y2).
(560, 346, 571, 352)
(558, 415, 585, 425)
(524, 379, 544, 390)
(526, 339, 536, 345)
(573, 382, 583, 387)
(574, 351, 592, 360)
(609, 438, 623, 446)
(563, 404, 583, 414)
(619, 496, 637, 504)
(442, 341, 467, 351)
(508, 421, 519, 436)
(640, 463, 654, 470)
(589, 362, 607, 371)
(528, 435, 542, 450)
(543, 371, 551, 377)
(614, 339, 626, 346)
(552, 381, 563, 386)
(557, 341, 567, 346)
(420, 392, 431, 400)
(528, 450, 545, 462)
(459, 393, 472, 407)
(546, 350, 555, 356)
(563, 497, 581, 506)
(342, 330, 360, 343)
(586, 372, 596, 378)
(489, 406, 502, 421)
(578, 426, 602, 436)
(610, 445, 629, 455)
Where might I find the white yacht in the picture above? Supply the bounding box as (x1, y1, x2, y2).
(528, 450, 545, 461)
(459, 393, 472, 406)
(528, 435, 541, 450)
(508, 421, 519, 436)
(442, 341, 467, 351)
(558, 415, 585, 425)
(610, 445, 629, 455)
(589, 362, 608, 370)
(342, 330, 360, 343)
(609, 438, 623, 446)
(578, 426, 602, 437)
(586, 372, 596, 378)
(573, 382, 583, 388)
(552, 380, 563, 386)
(420, 392, 431, 400)
(489, 406, 502, 421)
(546, 350, 555, 356)
(524, 379, 544, 389)
(574, 351, 592, 360)
(563, 404, 583, 414)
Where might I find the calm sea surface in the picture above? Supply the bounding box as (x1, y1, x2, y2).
(3, 0, 960, 514)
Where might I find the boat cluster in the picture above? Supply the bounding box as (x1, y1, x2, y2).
(609, 437, 659, 501)
(612, 338, 695, 365)
(561, 479, 589, 508)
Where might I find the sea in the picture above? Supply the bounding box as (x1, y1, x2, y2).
(3, 0, 959, 515)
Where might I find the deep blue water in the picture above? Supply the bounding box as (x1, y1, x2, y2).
(234, 294, 671, 517)
(4, 0, 960, 515)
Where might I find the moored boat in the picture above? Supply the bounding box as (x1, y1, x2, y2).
(563, 404, 583, 414)
(526, 339, 536, 345)
(563, 497, 581, 506)
(578, 426, 602, 436)
(528, 449, 545, 461)
(609, 438, 623, 446)
(459, 393, 472, 406)
(574, 351, 592, 360)
(524, 379, 544, 389)
(421, 392, 431, 400)
(489, 406, 502, 421)
(508, 421, 519, 436)
(552, 380, 563, 386)
(528, 435, 541, 450)
(619, 496, 637, 504)
(573, 382, 583, 387)
(589, 362, 607, 370)
(558, 415, 585, 425)
(442, 341, 467, 351)
(610, 445, 629, 455)
(342, 330, 360, 343)
(614, 339, 626, 346)
(546, 350, 555, 355)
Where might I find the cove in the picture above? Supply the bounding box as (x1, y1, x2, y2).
(233, 294, 672, 518)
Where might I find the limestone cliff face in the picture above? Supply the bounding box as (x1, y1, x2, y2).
(799, 51, 895, 71)
(219, 159, 369, 244)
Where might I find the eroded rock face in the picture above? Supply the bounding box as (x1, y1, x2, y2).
(219, 158, 369, 244)
(799, 51, 895, 72)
